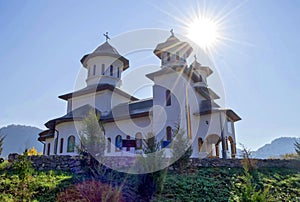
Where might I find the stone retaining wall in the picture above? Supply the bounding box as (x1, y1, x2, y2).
(8, 153, 300, 174)
(190, 158, 300, 169)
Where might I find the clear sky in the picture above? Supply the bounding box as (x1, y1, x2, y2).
(0, 0, 299, 150)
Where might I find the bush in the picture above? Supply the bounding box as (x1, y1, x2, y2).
(230, 152, 270, 202)
(56, 180, 124, 202)
(169, 125, 192, 173)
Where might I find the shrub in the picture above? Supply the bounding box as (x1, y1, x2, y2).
(230, 151, 270, 202)
(27, 146, 42, 156)
(0, 135, 5, 156)
(56, 180, 124, 202)
(10, 151, 36, 200)
(169, 124, 192, 173)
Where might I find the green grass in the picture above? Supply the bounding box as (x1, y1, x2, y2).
(0, 161, 75, 202)
(0, 160, 299, 201)
(154, 167, 300, 202)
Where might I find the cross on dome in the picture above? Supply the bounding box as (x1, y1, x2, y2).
(103, 32, 110, 42)
(170, 29, 174, 37)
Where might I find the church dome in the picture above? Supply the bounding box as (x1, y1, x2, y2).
(80, 41, 129, 70)
(154, 34, 193, 59)
(94, 41, 121, 55)
(190, 58, 213, 76)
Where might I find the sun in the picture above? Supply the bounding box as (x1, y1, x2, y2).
(187, 17, 219, 49)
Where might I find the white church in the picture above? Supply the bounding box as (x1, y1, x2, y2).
(38, 31, 241, 159)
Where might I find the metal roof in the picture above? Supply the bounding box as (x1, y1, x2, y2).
(58, 84, 138, 101)
(80, 41, 129, 70)
(153, 35, 193, 59)
(45, 104, 102, 129)
(194, 86, 220, 100)
(45, 99, 153, 129)
(190, 60, 213, 77)
(102, 98, 153, 122)
(195, 108, 242, 122)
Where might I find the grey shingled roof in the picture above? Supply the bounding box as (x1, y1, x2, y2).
(194, 86, 220, 100)
(80, 41, 129, 70)
(45, 99, 153, 129)
(199, 100, 220, 111)
(58, 83, 138, 101)
(190, 60, 213, 77)
(102, 98, 153, 121)
(45, 104, 101, 129)
(153, 35, 193, 59)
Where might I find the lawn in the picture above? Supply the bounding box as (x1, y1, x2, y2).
(0, 160, 299, 201)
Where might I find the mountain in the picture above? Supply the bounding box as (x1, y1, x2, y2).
(251, 137, 300, 159)
(0, 125, 43, 158)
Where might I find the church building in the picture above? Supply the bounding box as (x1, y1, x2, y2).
(38, 31, 241, 159)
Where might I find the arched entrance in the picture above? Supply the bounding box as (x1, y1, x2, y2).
(205, 134, 221, 158)
(228, 136, 236, 158)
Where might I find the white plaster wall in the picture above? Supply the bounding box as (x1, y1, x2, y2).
(44, 138, 54, 155)
(86, 56, 124, 86)
(68, 90, 131, 115)
(103, 116, 152, 156)
(190, 112, 230, 158)
(52, 121, 82, 156)
(151, 70, 203, 142)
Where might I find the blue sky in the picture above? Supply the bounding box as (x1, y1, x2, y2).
(0, 0, 299, 150)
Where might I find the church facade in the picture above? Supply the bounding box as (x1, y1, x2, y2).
(38, 32, 241, 159)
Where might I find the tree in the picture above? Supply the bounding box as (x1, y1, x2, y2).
(169, 124, 192, 173)
(27, 146, 42, 156)
(79, 110, 106, 160)
(136, 132, 167, 193)
(0, 135, 5, 156)
(140, 132, 166, 172)
(230, 145, 270, 202)
(294, 140, 300, 157)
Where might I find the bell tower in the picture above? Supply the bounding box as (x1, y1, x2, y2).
(80, 33, 129, 87)
(190, 55, 213, 87)
(153, 29, 193, 69)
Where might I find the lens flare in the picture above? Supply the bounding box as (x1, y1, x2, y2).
(187, 17, 219, 49)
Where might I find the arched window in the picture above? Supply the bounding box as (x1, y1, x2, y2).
(107, 138, 111, 153)
(225, 137, 228, 150)
(54, 137, 58, 155)
(199, 75, 203, 82)
(126, 135, 130, 151)
(67, 135, 75, 152)
(115, 135, 122, 151)
(167, 52, 170, 61)
(166, 90, 171, 106)
(60, 138, 64, 154)
(110, 65, 113, 76)
(162, 52, 167, 64)
(166, 126, 172, 141)
(47, 143, 50, 156)
(93, 65, 96, 75)
(176, 51, 180, 60)
(198, 138, 203, 152)
(228, 136, 235, 158)
(135, 133, 142, 150)
(88, 67, 91, 76)
(102, 64, 105, 75)
(117, 67, 120, 78)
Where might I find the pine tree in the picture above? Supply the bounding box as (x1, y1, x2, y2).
(0, 135, 5, 156)
(295, 140, 300, 157)
(139, 132, 167, 193)
(79, 110, 105, 160)
(169, 124, 192, 173)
